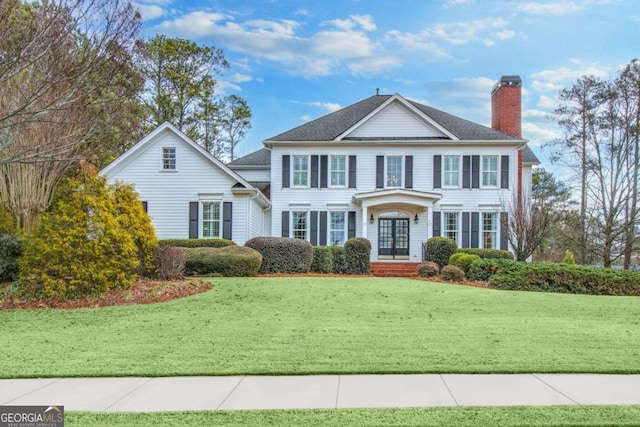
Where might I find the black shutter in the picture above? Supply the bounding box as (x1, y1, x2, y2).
(462, 212, 470, 248)
(281, 211, 289, 237)
(311, 155, 319, 188)
(319, 211, 328, 246)
(189, 202, 198, 239)
(348, 155, 357, 188)
(432, 211, 441, 237)
(500, 212, 509, 250)
(471, 155, 480, 189)
(320, 155, 328, 188)
(141, 201, 148, 213)
(310, 211, 318, 245)
(223, 202, 232, 240)
(433, 155, 442, 189)
(471, 212, 480, 248)
(282, 155, 290, 188)
(462, 156, 471, 188)
(405, 156, 413, 189)
(501, 155, 509, 189)
(376, 156, 384, 189)
(348, 211, 356, 239)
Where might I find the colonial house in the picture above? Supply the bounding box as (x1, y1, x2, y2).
(101, 75, 539, 263)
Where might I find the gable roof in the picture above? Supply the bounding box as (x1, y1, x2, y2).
(265, 94, 525, 143)
(227, 148, 271, 168)
(522, 145, 540, 164)
(100, 122, 270, 207)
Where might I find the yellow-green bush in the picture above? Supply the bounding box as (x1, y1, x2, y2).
(0, 206, 17, 235)
(19, 174, 139, 298)
(184, 246, 262, 276)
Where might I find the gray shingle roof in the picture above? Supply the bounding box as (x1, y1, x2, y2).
(522, 145, 540, 163)
(265, 95, 523, 142)
(227, 148, 271, 167)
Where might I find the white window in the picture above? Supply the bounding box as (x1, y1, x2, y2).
(162, 147, 176, 170)
(292, 155, 309, 187)
(329, 211, 346, 246)
(202, 202, 221, 238)
(481, 156, 498, 187)
(443, 156, 460, 187)
(386, 156, 403, 188)
(482, 212, 498, 249)
(292, 211, 308, 240)
(330, 155, 347, 187)
(443, 212, 459, 244)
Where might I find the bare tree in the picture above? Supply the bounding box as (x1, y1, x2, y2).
(503, 191, 554, 261)
(217, 94, 252, 162)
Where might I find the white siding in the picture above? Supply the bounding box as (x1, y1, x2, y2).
(231, 168, 270, 182)
(348, 102, 443, 138)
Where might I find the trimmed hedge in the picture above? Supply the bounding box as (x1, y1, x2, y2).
(417, 261, 439, 278)
(311, 246, 333, 273)
(466, 258, 523, 281)
(245, 237, 313, 274)
(441, 265, 465, 282)
(158, 238, 235, 248)
(330, 247, 347, 274)
(457, 248, 514, 259)
(0, 234, 22, 283)
(185, 246, 262, 277)
(425, 237, 457, 268)
(449, 253, 480, 275)
(489, 262, 640, 296)
(344, 237, 371, 275)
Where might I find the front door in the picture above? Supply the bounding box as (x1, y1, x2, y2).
(378, 218, 410, 259)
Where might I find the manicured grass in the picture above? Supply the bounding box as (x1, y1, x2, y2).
(1, 277, 640, 377)
(67, 406, 640, 427)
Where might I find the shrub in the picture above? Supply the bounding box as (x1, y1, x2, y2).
(344, 237, 371, 275)
(457, 248, 514, 260)
(425, 237, 458, 269)
(0, 234, 22, 283)
(19, 173, 138, 298)
(158, 238, 236, 248)
(245, 237, 312, 274)
(0, 207, 17, 235)
(112, 183, 158, 277)
(330, 246, 347, 274)
(450, 254, 481, 275)
(311, 246, 333, 273)
(441, 265, 465, 282)
(563, 250, 576, 264)
(185, 246, 262, 277)
(155, 246, 186, 280)
(417, 261, 439, 277)
(466, 258, 524, 281)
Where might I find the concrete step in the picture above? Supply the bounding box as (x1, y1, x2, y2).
(370, 262, 420, 277)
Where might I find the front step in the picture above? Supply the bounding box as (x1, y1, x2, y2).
(370, 262, 420, 277)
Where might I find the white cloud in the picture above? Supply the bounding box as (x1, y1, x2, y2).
(321, 14, 377, 32)
(351, 15, 377, 32)
(522, 122, 560, 148)
(301, 115, 313, 122)
(538, 94, 559, 109)
(384, 31, 450, 59)
(230, 73, 253, 83)
(133, 3, 165, 20)
(444, 0, 474, 6)
(510, 1, 584, 15)
(305, 101, 342, 113)
(531, 63, 613, 92)
(294, 9, 311, 16)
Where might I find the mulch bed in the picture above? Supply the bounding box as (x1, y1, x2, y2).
(0, 278, 213, 310)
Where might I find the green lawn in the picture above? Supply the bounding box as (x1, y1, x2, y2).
(67, 406, 640, 427)
(1, 277, 640, 377)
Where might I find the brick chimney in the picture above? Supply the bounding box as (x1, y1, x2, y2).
(491, 75, 523, 201)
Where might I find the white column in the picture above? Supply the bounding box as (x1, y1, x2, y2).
(361, 205, 368, 239)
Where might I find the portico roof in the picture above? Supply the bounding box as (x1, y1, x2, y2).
(352, 188, 442, 209)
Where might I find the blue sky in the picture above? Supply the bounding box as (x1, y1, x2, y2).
(135, 0, 639, 169)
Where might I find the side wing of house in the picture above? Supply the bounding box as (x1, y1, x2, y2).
(100, 123, 269, 243)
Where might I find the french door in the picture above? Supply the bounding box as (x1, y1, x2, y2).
(378, 218, 409, 259)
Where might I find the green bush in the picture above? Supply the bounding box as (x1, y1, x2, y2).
(425, 237, 458, 269)
(441, 265, 465, 282)
(245, 237, 312, 274)
(563, 250, 576, 264)
(330, 246, 347, 274)
(185, 246, 262, 277)
(344, 237, 371, 275)
(158, 238, 236, 248)
(489, 262, 640, 296)
(19, 173, 138, 298)
(0, 207, 17, 234)
(310, 246, 333, 273)
(155, 246, 186, 280)
(450, 253, 480, 275)
(417, 261, 439, 277)
(466, 258, 524, 281)
(457, 248, 514, 260)
(0, 234, 22, 283)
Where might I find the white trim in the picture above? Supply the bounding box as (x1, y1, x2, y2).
(385, 155, 404, 189)
(200, 200, 223, 239)
(442, 155, 461, 189)
(291, 154, 310, 188)
(480, 155, 499, 188)
(160, 146, 177, 171)
(328, 154, 347, 188)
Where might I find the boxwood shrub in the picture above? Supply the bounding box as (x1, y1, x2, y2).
(330, 246, 347, 274)
(441, 265, 465, 282)
(310, 246, 333, 273)
(158, 238, 235, 248)
(185, 246, 262, 277)
(457, 248, 514, 260)
(417, 261, 439, 278)
(245, 237, 313, 274)
(425, 237, 458, 269)
(0, 234, 22, 283)
(344, 237, 371, 275)
(449, 253, 480, 275)
(489, 262, 640, 296)
(466, 258, 524, 281)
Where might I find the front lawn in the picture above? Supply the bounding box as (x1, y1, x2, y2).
(1, 277, 640, 377)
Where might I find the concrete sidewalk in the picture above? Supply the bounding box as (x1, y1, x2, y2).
(2, 374, 640, 412)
